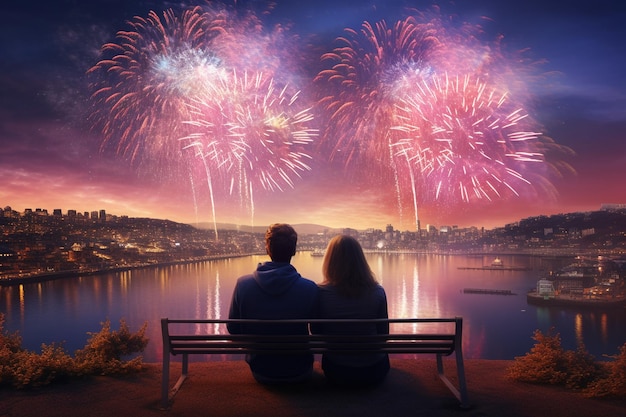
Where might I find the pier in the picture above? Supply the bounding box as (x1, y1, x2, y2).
(463, 288, 516, 295)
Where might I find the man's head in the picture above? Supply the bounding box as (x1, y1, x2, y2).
(265, 223, 297, 262)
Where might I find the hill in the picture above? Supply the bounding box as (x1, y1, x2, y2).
(192, 222, 341, 235)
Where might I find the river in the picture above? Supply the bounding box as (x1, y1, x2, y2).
(1, 252, 625, 362)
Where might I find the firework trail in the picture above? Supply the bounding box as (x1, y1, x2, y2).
(313, 12, 483, 229)
(87, 5, 233, 237)
(87, 6, 225, 170)
(391, 72, 544, 209)
(314, 8, 570, 228)
(88, 3, 313, 234)
(314, 16, 440, 173)
(181, 70, 317, 225)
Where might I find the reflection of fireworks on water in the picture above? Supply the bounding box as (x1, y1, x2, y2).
(315, 17, 439, 172)
(391, 72, 544, 209)
(181, 70, 317, 224)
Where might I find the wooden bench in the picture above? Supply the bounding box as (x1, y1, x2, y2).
(161, 317, 469, 409)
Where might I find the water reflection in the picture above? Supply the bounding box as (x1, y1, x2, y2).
(1, 252, 624, 362)
(575, 314, 583, 347)
(19, 284, 25, 319)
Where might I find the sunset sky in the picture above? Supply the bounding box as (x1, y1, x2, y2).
(1, 0, 625, 231)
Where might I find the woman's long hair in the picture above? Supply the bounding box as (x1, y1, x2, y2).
(321, 235, 378, 297)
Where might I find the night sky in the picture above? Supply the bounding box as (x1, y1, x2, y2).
(1, 0, 625, 231)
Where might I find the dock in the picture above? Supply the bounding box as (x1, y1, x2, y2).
(457, 266, 531, 271)
(463, 288, 516, 295)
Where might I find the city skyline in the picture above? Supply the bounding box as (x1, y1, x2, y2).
(1, 1, 625, 231)
(4, 203, 626, 234)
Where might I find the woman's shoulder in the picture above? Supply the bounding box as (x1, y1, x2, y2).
(373, 283, 387, 294)
(318, 282, 337, 290)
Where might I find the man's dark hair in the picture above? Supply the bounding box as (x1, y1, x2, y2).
(265, 223, 297, 262)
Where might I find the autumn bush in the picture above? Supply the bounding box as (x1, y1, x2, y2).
(585, 343, 626, 398)
(506, 328, 570, 385)
(507, 327, 626, 398)
(0, 313, 148, 389)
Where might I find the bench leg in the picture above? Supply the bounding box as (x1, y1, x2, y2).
(436, 353, 470, 408)
(161, 353, 189, 410)
(161, 352, 170, 409)
(454, 348, 470, 408)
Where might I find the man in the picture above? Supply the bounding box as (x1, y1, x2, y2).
(227, 223, 318, 384)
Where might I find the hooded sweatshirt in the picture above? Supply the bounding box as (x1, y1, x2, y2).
(227, 261, 319, 380)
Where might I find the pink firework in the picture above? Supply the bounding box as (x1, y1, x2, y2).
(181, 70, 317, 215)
(315, 17, 440, 172)
(391, 72, 545, 205)
(87, 6, 225, 172)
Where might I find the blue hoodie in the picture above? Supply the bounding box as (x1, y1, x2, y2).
(228, 261, 319, 380)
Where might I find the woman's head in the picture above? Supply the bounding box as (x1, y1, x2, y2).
(322, 235, 377, 297)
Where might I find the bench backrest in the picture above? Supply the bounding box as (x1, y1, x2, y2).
(161, 317, 462, 356)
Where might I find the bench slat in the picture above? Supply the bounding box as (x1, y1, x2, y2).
(161, 317, 469, 409)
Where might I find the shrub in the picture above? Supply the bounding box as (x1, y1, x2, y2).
(585, 343, 626, 398)
(507, 328, 615, 394)
(0, 313, 148, 388)
(9, 343, 75, 388)
(74, 319, 149, 375)
(0, 314, 24, 385)
(506, 328, 568, 385)
(562, 345, 603, 389)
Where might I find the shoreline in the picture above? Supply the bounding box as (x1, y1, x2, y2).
(0, 250, 571, 287)
(527, 291, 626, 309)
(0, 253, 263, 287)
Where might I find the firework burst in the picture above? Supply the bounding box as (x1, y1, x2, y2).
(314, 17, 440, 172)
(391, 72, 545, 205)
(87, 6, 225, 173)
(87, 3, 313, 233)
(181, 70, 317, 221)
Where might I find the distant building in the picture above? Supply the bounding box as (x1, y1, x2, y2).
(0, 245, 17, 273)
(0, 245, 16, 258)
(537, 279, 555, 297)
(601, 204, 626, 211)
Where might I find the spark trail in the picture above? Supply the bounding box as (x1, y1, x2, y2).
(88, 4, 314, 235)
(314, 17, 440, 172)
(88, 6, 223, 169)
(391, 72, 544, 208)
(314, 8, 565, 229)
(181, 70, 317, 225)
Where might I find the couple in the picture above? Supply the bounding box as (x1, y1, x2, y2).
(228, 223, 389, 386)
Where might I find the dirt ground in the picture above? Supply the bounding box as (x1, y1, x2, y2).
(1, 359, 625, 417)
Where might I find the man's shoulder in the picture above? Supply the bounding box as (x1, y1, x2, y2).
(235, 273, 256, 286)
(297, 275, 319, 290)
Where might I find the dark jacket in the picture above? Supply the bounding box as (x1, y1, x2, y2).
(227, 261, 318, 381)
(313, 284, 390, 384)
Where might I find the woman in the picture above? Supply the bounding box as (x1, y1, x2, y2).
(315, 234, 390, 385)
